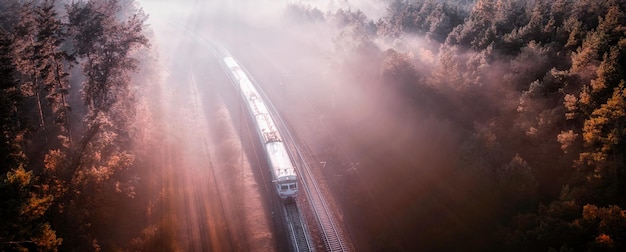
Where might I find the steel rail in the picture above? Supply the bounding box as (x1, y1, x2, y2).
(284, 202, 313, 252)
(257, 80, 348, 252)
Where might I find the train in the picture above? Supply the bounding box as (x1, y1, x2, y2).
(222, 56, 299, 199)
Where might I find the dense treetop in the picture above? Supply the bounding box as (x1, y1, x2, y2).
(1, 0, 625, 250)
(0, 0, 152, 250)
(286, 0, 626, 250)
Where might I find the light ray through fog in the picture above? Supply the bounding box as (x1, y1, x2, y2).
(1, 0, 621, 250)
(136, 1, 280, 249)
(133, 0, 626, 251)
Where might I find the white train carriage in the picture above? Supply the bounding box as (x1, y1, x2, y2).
(223, 56, 298, 199)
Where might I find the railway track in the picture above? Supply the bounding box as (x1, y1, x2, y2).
(250, 72, 349, 252)
(269, 88, 348, 251)
(284, 202, 312, 252)
(218, 48, 349, 252)
(250, 73, 349, 251)
(296, 151, 348, 252)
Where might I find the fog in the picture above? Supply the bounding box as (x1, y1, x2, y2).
(1, 0, 620, 250)
(136, 0, 470, 250)
(132, 0, 626, 251)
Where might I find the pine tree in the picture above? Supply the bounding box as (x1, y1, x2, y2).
(0, 30, 22, 172)
(13, 1, 47, 139)
(51, 0, 149, 249)
(36, 0, 73, 148)
(68, 0, 148, 118)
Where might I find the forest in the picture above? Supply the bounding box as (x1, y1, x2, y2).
(2, 0, 626, 251)
(0, 0, 167, 250)
(284, 0, 626, 251)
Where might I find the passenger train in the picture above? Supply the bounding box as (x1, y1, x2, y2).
(222, 56, 299, 199)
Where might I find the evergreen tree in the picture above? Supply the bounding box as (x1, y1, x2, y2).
(36, 0, 73, 147)
(13, 1, 46, 138)
(0, 30, 22, 172)
(49, 0, 149, 249)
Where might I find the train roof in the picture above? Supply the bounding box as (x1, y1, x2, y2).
(224, 57, 283, 143)
(244, 79, 282, 143)
(224, 57, 247, 81)
(255, 112, 281, 142)
(223, 57, 238, 71)
(266, 141, 296, 180)
(223, 56, 294, 180)
(239, 78, 257, 99)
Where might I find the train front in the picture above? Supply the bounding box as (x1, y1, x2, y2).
(266, 141, 298, 199)
(276, 175, 298, 199)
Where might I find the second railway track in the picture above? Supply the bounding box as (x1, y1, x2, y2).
(273, 87, 349, 252)
(293, 147, 348, 252)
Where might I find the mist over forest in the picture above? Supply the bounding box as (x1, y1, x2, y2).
(1, 0, 625, 251)
(268, 0, 626, 250)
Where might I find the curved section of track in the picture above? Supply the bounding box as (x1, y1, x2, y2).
(218, 47, 348, 252)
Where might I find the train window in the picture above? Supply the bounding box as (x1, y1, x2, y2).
(289, 184, 296, 189)
(280, 185, 288, 190)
